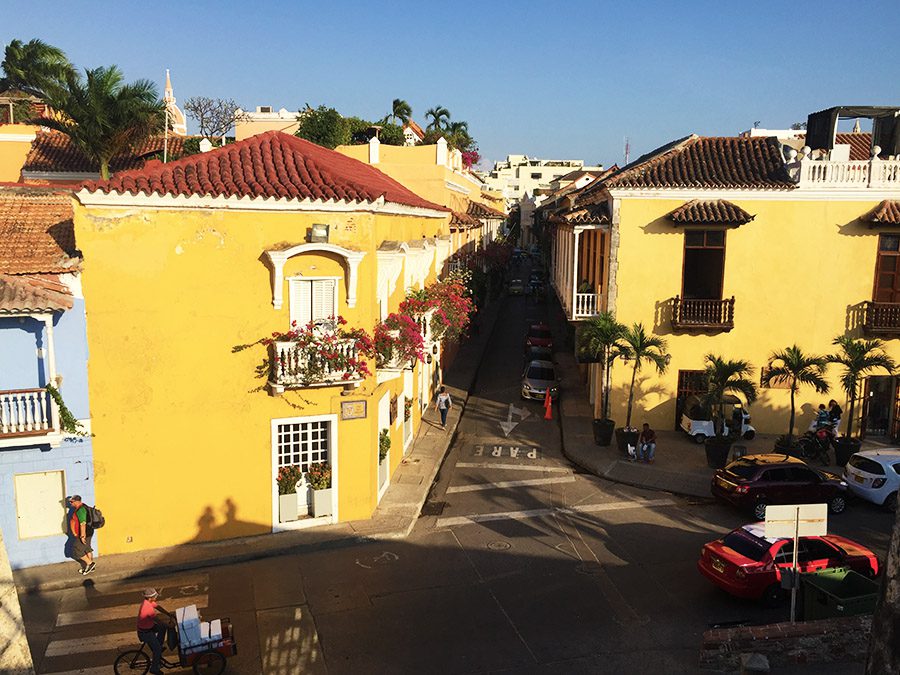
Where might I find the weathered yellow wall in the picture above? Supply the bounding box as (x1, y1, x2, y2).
(0, 124, 35, 182)
(606, 196, 897, 434)
(75, 202, 444, 553)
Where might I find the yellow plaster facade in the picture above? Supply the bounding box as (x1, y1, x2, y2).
(0, 124, 36, 182)
(73, 200, 451, 553)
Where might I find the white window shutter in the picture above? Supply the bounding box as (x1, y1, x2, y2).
(290, 279, 313, 327)
(312, 279, 337, 321)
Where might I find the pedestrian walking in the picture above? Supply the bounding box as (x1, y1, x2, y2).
(434, 386, 452, 429)
(67, 495, 95, 575)
(136, 588, 176, 675)
(638, 423, 656, 463)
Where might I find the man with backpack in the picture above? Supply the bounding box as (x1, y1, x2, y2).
(67, 495, 95, 575)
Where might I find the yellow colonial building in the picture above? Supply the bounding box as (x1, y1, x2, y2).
(546, 107, 900, 440)
(73, 131, 457, 552)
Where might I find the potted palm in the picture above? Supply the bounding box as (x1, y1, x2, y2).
(763, 345, 829, 454)
(701, 354, 758, 469)
(828, 337, 897, 466)
(616, 323, 668, 454)
(276, 464, 303, 523)
(577, 312, 626, 446)
(307, 462, 333, 518)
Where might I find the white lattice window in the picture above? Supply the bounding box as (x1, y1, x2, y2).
(288, 278, 338, 327)
(275, 419, 330, 472)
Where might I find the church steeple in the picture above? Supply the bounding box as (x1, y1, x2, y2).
(164, 69, 187, 137)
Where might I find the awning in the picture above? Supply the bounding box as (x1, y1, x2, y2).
(667, 200, 754, 226)
(0, 274, 73, 313)
(864, 200, 900, 227)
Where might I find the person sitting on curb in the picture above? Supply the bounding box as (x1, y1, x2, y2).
(638, 423, 656, 464)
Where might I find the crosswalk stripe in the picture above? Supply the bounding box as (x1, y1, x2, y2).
(446, 475, 576, 493)
(56, 594, 208, 627)
(435, 498, 676, 528)
(455, 462, 570, 473)
(45, 630, 137, 657)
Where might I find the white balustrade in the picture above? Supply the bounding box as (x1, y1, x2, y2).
(0, 388, 53, 436)
(797, 159, 900, 188)
(272, 339, 362, 387)
(574, 293, 600, 318)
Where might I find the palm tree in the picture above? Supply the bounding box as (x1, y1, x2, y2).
(619, 324, 668, 429)
(762, 345, 829, 444)
(828, 336, 897, 439)
(425, 105, 450, 131)
(1, 38, 73, 99)
(702, 355, 758, 437)
(577, 312, 626, 421)
(387, 98, 411, 125)
(41, 65, 163, 180)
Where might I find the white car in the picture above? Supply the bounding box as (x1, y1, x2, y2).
(842, 449, 900, 510)
(680, 394, 755, 443)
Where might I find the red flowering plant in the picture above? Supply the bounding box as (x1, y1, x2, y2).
(233, 316, 376, 386)
(399, 273, 475, 342)
(374, 312, 425, 369)
(461, 148, 481, 169)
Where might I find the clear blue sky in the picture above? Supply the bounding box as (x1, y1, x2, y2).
(4, 0, 898, 169)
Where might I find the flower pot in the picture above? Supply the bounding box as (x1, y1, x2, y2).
(311, 487, 333, 518)
(704, 436, 733, 469)
(592, 419, 615, 446)
(615, 428, 640, 455)
(279, 493, 298, 523)
(833, 437, 861, 467)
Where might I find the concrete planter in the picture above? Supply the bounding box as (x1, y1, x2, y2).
(311, 487, 333, 518)
(278, 493, 298, 523)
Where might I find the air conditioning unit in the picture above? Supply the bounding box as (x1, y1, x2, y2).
(257, 106, 273, 114)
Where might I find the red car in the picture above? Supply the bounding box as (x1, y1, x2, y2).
(525, 323, 553, 349)
(697, 523, 879, 606)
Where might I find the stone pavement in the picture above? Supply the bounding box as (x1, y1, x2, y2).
(12, 298, 503, 594)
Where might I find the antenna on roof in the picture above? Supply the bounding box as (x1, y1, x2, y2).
(623, 137, 630, 165)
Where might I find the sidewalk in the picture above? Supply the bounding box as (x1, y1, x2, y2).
(13, 300, 503, 594)
(549, 315, 854, 501)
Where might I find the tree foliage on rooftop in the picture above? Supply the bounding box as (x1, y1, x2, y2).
(295, 105, 406, 149)
(387, 98, 411, 125)
(425, 105, 450, 131)
(184, 96, 245, 139)
(41, 65, 163, 180)
(0, 38, 73, 100)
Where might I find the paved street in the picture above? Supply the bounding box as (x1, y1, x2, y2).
(18, 287, 897, 674)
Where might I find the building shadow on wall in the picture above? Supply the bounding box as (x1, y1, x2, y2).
(192, 498, 267, 543)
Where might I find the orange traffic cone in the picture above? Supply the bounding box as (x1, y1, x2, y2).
(543, 389, 553, 420)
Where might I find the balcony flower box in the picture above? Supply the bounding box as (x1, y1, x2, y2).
(375, 313, 425, 370)
(307, 462, 333, 518)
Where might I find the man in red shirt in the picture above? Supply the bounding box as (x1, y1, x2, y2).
(67, 495, 94, 575)
(137, 588, 175, 674)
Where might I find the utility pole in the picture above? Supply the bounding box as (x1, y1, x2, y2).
(623, 137, 630, 166)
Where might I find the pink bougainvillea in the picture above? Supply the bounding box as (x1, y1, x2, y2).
(374, 312, 425, 367)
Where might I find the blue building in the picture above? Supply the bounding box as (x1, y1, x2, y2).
(0, 185, 94, 569)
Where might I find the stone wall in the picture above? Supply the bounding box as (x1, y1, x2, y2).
(0, 530, 35, 674)
(700, 615, 870, 671)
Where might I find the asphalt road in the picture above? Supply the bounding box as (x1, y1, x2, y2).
(18, 283, 897, 674)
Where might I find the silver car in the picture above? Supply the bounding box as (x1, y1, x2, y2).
(521, 359, 559, 401)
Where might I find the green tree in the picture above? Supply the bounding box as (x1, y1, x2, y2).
(425, 105, 450, 131)
(828, 336, 897, 438)
(295, 105, 348, 149)
(762, 345, 829, 444)
(577, 312, 626, 421)
(0, 38, 73, 99)
(41, 65, 162, 180)
(378, 123, 405, 146)
(701, 355, 758, 437)
(619, 324, 668, 429)
(387, 98, 411, 125)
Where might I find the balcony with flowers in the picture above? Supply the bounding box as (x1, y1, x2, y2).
(375, 313, 426, 372)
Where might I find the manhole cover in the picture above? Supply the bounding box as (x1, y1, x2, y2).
(575, 561, 602, 576)
(420, 501, 447, 517)
(487, 541, 511, 551)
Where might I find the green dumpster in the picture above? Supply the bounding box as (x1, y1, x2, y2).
(800, 567, 879, 621)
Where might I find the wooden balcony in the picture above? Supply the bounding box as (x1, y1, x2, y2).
(672, 296, 735, 331)
(0, 388, 55, 439)
(862, 301, 900, 335)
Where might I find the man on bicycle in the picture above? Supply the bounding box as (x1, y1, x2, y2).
(137, 588, 175, 674)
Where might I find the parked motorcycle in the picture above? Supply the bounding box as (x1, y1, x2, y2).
(797, 427, 836, 464)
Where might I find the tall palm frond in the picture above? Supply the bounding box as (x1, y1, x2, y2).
(763, 345, 829, 442)
(702, 354, 758, 437)
(577, 312, 625, 421)
(828, 336, 897, 438)
(388, 98, 412, 125)
(620, 323, 668, 428)
(0, 38, 73, 99)
(425, 105, 450, 131)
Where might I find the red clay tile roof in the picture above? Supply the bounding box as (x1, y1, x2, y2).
(80, 131, 448, 211)
(466, 201, 506, 219)
(0, 185, 80, 275)
(0, 274, 73, 313)
(864, 200, 900, 225)
(450, 210, 480, 229)
(565, 203, 609, 225)
(604, 135, 793, 190)
(23, 130, 188, 174)
(668, 199, 755, 226)
(835, 133, 873, 161)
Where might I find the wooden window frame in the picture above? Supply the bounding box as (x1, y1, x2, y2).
(681, 229, 726, 301)
(873, 234, 900, 304)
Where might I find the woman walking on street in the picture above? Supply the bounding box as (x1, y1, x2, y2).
(434, 386, 452, 429)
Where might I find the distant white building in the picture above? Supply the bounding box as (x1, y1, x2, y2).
(478, 155, 604, 206)
(234, 106, 300, 141)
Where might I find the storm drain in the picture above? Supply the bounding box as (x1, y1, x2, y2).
(420, 500, 448, 516)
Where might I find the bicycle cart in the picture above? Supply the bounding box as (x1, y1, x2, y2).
(113, 618, 237, 674)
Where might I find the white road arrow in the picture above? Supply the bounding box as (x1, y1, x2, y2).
(499, 403, 531, 437)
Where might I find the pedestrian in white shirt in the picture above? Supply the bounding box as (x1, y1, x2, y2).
(435, 387, 452, 429)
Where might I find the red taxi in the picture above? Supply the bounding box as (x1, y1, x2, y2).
(525, 323, 553, 349)
(697, 523, 879, 606)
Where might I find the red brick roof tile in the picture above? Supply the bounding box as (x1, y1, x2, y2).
(835, 133, 873, 161)
(0, 185, 80, 275)
(24, 130, 188, 174)
(605, 135, 793, 190)
(0, 273, 73, 313)
(865, 200, 900, 225)
(668, 199, 755, 226)
(565, 203, 609, 225)
(450, 210, 480, 229)
(466, 201, 506, 219)
(81, 131, 448, 212)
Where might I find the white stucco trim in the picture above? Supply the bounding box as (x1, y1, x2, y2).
(445, 180, 471, 195)
(606, 187, 900, 202)
(23, 170, 99, 181)
(266, 243, 365, 309)
(0, 132, 37, 142)
(74, 189, 448, 218)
